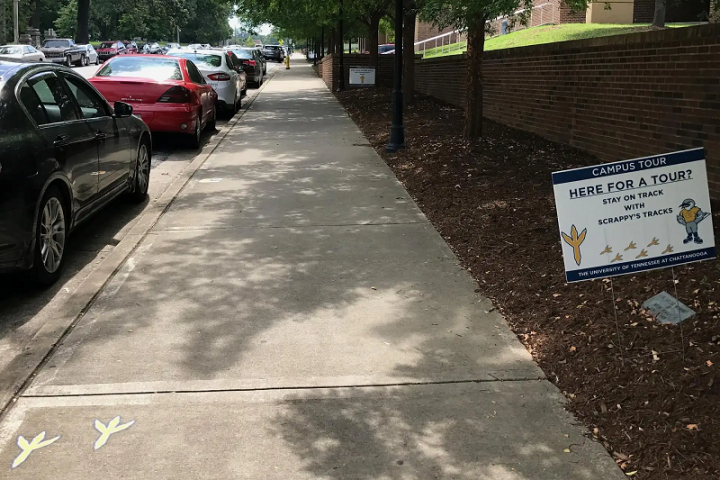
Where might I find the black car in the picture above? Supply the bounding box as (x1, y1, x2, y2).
(231, 48, 264, 86)
(262, 45, 285, 63)
(0, 61, 152, 284)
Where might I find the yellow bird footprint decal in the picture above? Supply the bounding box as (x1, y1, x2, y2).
(625, 241, 637, 251)
(636, 249, 649, 259)
(647, 237, 660, 247)
(600, 245, 612, 255)
(662, 244, 674, 254)
(611, 253, 623, 263)
(12, 431, 60, 468)
(561, 225, 587, 266)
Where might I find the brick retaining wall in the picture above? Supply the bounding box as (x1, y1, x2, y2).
(413, 24, 720, 200)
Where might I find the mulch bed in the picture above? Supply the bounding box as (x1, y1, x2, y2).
(335, 87, 720, 479)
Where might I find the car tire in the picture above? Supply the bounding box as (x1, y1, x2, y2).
(206, 105, 217, 131)
(128, 141, 151, 203)
(64, 55, 72, 67)
(189, 114, 202, 149)
(33, 186, 68, 286)
(95, 56, 99, 65)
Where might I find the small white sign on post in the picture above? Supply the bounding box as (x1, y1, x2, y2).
(349, 67, 375, 86)
(552, 148, 715, 283)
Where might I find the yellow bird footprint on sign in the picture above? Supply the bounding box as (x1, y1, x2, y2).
(662, 244, 674, 254)
(636, 249, 649, 259)
(625, 241, 637, 251)
(561, 225, 587, 266)
(647, 237, 660, 247)
(611, 253, 623, 263)
(600, 245, 612, 255)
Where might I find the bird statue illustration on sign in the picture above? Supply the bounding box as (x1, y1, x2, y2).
(677, 198, 710, 244)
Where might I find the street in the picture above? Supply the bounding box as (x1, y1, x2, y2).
(0, 60, 281, 382)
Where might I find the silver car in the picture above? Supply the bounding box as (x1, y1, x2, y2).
(77, 44, 99, 65)
(0, 44, 45, 62)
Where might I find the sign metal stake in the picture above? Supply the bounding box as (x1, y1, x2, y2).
(609, 277, 625, 366)
(670, 267, 686, 362)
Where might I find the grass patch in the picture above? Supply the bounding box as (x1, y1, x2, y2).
(420, 23, 696, 58)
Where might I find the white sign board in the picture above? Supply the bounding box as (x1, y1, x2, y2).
(552, 148, 715, 282)
(349, 67, 375, 86)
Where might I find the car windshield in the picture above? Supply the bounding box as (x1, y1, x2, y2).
(99, 42, 116, 49)
(167, 53, 221, 69)
(0, 46, 22, 54)
(264, 46, 280, 51)
(44, 40, 70, 48)
(95, 57, 183, 81)
(232, 50, 253, 59)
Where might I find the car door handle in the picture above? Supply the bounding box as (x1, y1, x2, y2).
(53, 134, 70, 147)
(95, 131, 106, 141)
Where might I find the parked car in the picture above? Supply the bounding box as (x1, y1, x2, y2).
(89, 55, 217, 148)
(77, 44, 99, 65)
(40, 38, 85, 66)
(378, 44, 395, 54)
(147, 43, 162, 54)
(0, 44, 45, 62)
(262, 45, 285, 62)
(230, 48, 263, 87)
(165, 43, 180, 51)
(249, 47, 267, 74)
(97, 41, 128, 62)
(0, 61, 151, 284)
(123, 41, 138, 54)
(167, 49, 245, 115)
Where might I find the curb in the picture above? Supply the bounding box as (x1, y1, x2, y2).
(0, 67, 280, 418)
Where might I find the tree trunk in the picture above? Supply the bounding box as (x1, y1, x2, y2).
(465, 16, 485, 141)
(0, 0, 6, 45)
(320, 27, 324, 58)
(652, 0, 666, 27)
(31, 0, 41, 29)
(76, 0, 90, 44)
(402, 1, 416, 105)
(368, 11, 382, 85)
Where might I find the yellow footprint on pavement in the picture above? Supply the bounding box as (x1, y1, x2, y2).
(12, 432, 60, 468)
(94, 416, 135, 450)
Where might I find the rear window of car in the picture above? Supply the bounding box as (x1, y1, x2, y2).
(167, 53, 221, 69)
(43, 40, 70, 48)
(264, 46, 280, 51)
(95, 56, 183, 81)
(233, 50, 253, 60)
(0, 46, 22, 55)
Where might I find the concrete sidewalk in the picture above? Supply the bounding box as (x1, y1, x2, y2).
(0, 59, 623, 479)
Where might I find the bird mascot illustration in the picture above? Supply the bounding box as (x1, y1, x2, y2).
(677, 198, 710, 244)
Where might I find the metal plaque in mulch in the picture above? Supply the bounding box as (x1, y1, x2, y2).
(335, 86, 720, 479)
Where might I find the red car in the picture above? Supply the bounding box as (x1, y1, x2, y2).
(123, 41, 138, 54)
(89, 55, 217, 148)
(97, 40, 128, 62)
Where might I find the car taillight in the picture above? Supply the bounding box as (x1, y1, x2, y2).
(157, 86, 192, 103)
(243, 60, 256, 66)
(207, 73, 231, 81)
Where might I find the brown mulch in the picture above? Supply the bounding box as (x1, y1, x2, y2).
(335, 87, 720, 479)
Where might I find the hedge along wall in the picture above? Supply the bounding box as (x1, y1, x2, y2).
(414, 23, 720, 200)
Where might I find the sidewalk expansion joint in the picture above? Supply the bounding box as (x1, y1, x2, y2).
(152, 221, 426, 232)
(22, 377, 546, 399)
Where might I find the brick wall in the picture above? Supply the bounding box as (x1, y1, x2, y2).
(551, 0, 587, 23)
(317, 54, 398, 90)
(634, 0, 655, 22)
(415, 20, 455, 43)
(413, 24, 720, 200)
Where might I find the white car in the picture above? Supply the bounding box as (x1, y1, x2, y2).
(77, 44, 99, 65)
(0, 44, 45, 62)
(167, 49, 247, 115)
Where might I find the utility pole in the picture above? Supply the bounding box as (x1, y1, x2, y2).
(13, 0, 19, 43)
(177, 26, 180, 44)
(337, 0, 344, 90)
(386, 0, 405, 152)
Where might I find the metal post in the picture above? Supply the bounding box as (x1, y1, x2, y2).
(386, 0, 404, 152)
(337, 0, 344, 91)
(13, 0, 19, 44)
(177, 26, 180, 44)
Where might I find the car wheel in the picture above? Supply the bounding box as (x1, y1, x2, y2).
(33, 187, 67, 286)
(95, 56, 99, 65)
(64, 55, 71, 67)
(189, 114, 202, 149)
(206, 105, 217, 131)
(128, 141, 151, 202)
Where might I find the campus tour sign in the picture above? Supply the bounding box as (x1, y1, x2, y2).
(349, 67, 375, 86)
(552, 148, 716, 283)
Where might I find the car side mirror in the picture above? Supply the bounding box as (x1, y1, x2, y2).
(114, 101, 133, 118)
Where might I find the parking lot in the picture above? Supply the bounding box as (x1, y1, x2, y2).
(0, 60, 281, 377)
